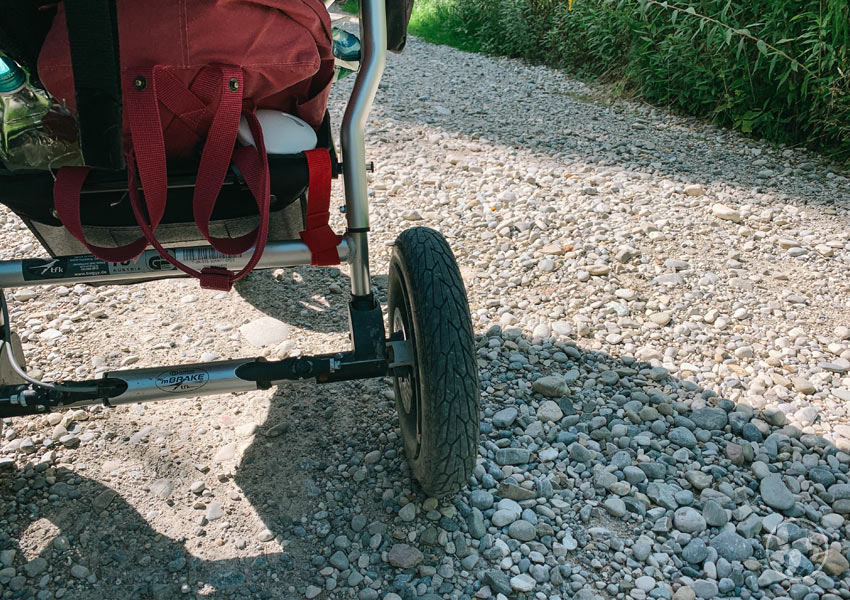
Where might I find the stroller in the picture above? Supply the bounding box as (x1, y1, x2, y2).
(0, 0, 479, 498)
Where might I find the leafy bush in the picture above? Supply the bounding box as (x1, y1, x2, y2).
(409, 0, 850, 163)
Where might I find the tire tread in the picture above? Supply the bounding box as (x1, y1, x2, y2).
(390, 227, 479, 497)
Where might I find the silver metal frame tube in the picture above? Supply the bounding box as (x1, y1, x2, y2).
(341, 0, 386, 296)
(0, 238, 351, 288)
(99, 359, 259, 405)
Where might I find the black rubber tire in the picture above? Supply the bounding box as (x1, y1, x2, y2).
(387, 227, 479, 498)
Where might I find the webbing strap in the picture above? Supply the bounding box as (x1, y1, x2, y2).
(54, 64, 272, 291)
(53, 165, 148, 262)
(300, 148, 341, 266)
(124, 65, 271, 290)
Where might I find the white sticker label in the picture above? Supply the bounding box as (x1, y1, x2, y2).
(154, 368, 210, 393)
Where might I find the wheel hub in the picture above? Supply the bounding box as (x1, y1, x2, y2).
(391, 304, 421, 457)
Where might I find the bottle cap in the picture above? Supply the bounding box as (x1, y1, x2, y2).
(0, 56, 26, 93)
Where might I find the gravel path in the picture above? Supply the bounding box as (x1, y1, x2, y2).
(2, 34, 850, 600)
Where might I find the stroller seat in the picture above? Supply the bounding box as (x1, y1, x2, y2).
(0, 114, 339, 258)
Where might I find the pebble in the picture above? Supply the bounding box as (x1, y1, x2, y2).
(531, 375, 568, 397)
(257, 530, 274, 542)
(492, 407, 518, 428)
(760, 473, 796, 511)
(710, 531, 753, 561)
(239, 317, 290, 347)
(70, 565, 89, 579)
(674, 507, 706, 533)
(387, 544, 423, 569)
(507, 520, 536, 541)
(150, 478, 174, 500)
(712, 203, 742, 223)
(509, 574, 536, 592)
(399, 502, 416, 522)
(536, 400, 563, 422)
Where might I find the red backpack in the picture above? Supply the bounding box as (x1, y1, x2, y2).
(37, 0, 335, 291)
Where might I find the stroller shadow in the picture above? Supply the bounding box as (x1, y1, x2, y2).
(0, 323, 828, 599)
(233, 268, 389, 335)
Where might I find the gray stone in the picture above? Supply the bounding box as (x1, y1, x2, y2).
(213, 442, 237, 463)
(761, 473, 795, 511)
(568, 442, 594, 463)
(399, 502, 416, 522)
(792, 377, 816, 395)
(828, 483, 850, 500)
(674, 507, 707, 533)
(639, 462, 667, 479)
(669, 427, 697, 448)
(484, 571, 511, 596)
(712, 203, 741, 222)
(710, 530, 753, 561)
(329, 550, 349, 570)
(205, 502, 224, 521)
(23, 558, 47, 578)
(532, 375, 568, 397)
(469, 490, 494, 510)
(468, 509, 486, 538)
(510, 574, 536, 592)
(647, 482, 678, 509)
(685, 470, 712, 490)
(624, 466, 647, 484)
(492, 407, 518, 428)
(691, 408, 728, 430)
(387, 544, 423, 569)
(703, 501, 728, 527)
(604, 497, 627, 517)
(693, 579, 719, 599)
(70, 565, 89, 579)
(508, 520, 536, 542)
(499, 481, 535, 501)
(150, 478, 173, 500)
(495, 448, 530, 465)
(758, 569, 786, 586)
(633, 541, 651, 561)
(682, 538, 708, 564)
(92, 489, 117, 510)
(492, 509, 518, 527)
(737, 513, 763, 538)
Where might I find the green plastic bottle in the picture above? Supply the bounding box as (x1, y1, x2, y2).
(0, 55, 83, 171)
(332, 27, 361, 81)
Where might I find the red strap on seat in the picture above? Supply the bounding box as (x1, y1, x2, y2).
(53, 166, 149, 262)
(300, 148, 341, 266)
(122, 65, 271, 291)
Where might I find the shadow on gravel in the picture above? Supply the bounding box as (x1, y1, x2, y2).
(233, 268, 389, 335)
(0, 324, 840, 599)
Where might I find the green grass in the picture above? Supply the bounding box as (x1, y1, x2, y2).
(408, 0, 481, 53)
(401, 0, 850, 165)
(337, 0, 358, 14)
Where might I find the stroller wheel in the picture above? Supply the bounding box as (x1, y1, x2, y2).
(387, 227, 479, 498)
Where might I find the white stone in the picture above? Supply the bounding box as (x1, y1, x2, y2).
(240, 317, 290, 347)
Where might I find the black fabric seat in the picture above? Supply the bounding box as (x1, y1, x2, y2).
(0, 113, 338, 257)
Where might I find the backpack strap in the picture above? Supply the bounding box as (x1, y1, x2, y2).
(123, 65, 271, 291)
(53, 165, 149, 262)
(53, 64, 271, 292)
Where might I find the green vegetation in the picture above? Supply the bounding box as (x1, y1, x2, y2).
(408, 0, 481, 52)
(338, 0, 359, 14)
(407, 0, 850, 164)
